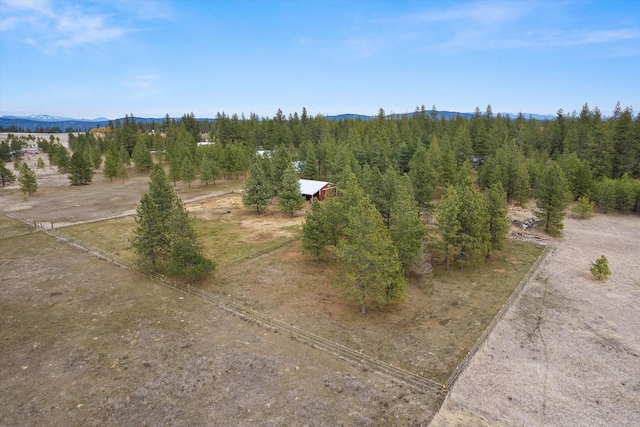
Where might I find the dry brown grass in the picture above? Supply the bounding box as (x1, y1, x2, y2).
(59, 192, 543, 385)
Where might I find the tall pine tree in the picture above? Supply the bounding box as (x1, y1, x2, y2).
(535, 161, 569, 235)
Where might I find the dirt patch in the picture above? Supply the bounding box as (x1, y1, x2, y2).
(0, 153, 245, 226)
(431, 213, 640, 426)
(0, 231, 441, 426)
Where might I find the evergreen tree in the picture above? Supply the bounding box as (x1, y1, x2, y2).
(116, 158, 128, 183)
(332, 179, 406, 314)
(302, 146, 318, 179)
(456, 178, 490, 269)
(68, 151, 94, 185)
(199, 153, 220, 186)
(436, 185, 461, 271)
(119, 144, 131, 170)
(18, 162, 37, 196)
(242, 160, 272, 213)
(572, 196, 594, 219)
(271, 143, 292, 191)
(278, 163, 304, 216)
(0, 159, 16, 186)
(131, 192, 165, 272)
(168, 153, 182, 186)
(90, 144, 102, 170)
(535, 161, 569, 235)
(301, 198, 328, 260)
(181, 156, 196, 188)
(323, 195, 344, 246)
(485, 183, 510, 251)
(36, 157, 45, 170)
(54, 145, 70, 173)
(590, 255, 611, 280)
(408, 143, 437, 211)
(132, 138, 153, 174)
(167, 197, 216, 280)
(103, 148, 119, 182)
(389, 174, 426, 274)
(131, 164, 212, 276)
(412, 240, 433, 289)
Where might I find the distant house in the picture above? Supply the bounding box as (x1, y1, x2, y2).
(299, 179, 336, 201)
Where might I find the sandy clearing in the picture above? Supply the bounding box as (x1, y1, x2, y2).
(430, 213, 640, 426)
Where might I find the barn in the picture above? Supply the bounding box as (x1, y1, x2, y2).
(298, 179, 336, 201)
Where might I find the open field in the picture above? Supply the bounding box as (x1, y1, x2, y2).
(430, 213, 640, 426)
(56, 191, 543, 384)
(0, 230, 441, 426)
(9, 149, 628, 426)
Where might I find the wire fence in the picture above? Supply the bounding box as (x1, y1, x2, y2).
(30, 224, 445, 394)
(443, 245, 551, 390)
(6, 213, 549, 396)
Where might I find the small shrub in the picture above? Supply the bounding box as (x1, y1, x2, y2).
(590, 255, 611, 281)
(572, 196, 594, 219)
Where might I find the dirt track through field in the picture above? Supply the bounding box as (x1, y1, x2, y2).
(430, 214, 640, 426)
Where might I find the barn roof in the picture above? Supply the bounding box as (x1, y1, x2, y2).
(298, 179, 331, 196)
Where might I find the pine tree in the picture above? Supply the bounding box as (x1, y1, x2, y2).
(278, 163, 304, 216)
(103, 148, 119, 182)
(535, 161, 569, 236)
(0, 159, 16, 186)
(242, 160, 272, 214)
(456, 178, 490, 269)
(302, 147, 318, 179)
(167, 197, 216, 280)
(486, 182, 510, 251)
(18, 162, 37, 196)
(119, 144, 131, 170)
(412, 240, 433, 289)
(36, 157, 45, 170)
(132, 138, 153, 174)
(68, 151, 94, 185)
(116, 159, 128, 183)
(131, 192, 165, 272)
(301, 198, 328, 260)
(572, 196, 594, 219)
(54, 145, 70, 173)
(181, 156, 196, 188)
(590, 255, 611, 280)
(332, 184, 406, 314)
(199, 152, 220, 186)
(271, 143, 292, 191)
(131, 164, 213, 279)
(436, 185, 461, 271)
(168, 153, 182, 186)
(389, 174, 426, 274)
(90, 144, 102, 170)
(322, 195, 344, 246)
(408, 143, 437, 211)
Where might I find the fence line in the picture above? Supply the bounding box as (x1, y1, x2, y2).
(443, 245, 551, 390)
(35, 226, 445, 394)
(6, 211, 549, 396)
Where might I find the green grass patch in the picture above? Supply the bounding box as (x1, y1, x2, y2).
(60, 215, 299, 269)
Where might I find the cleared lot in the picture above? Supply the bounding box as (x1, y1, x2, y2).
(431, 214, 640, 426)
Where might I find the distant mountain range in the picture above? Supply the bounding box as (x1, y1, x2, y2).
(0, 111, 555, 132)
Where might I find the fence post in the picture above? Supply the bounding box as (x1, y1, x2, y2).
(188, 284, 190, 294)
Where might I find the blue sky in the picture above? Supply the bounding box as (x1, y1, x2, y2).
(1, 0, 639, 119)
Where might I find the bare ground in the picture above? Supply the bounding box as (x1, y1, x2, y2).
(430, 214, 640, 426)
(0, 230, 441, 426)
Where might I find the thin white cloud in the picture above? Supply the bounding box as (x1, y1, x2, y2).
(0, 0, 135, 51)
(113, 0, 174, 21)
(382, 1, 532, 26)
(373, 1, 640, 55)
